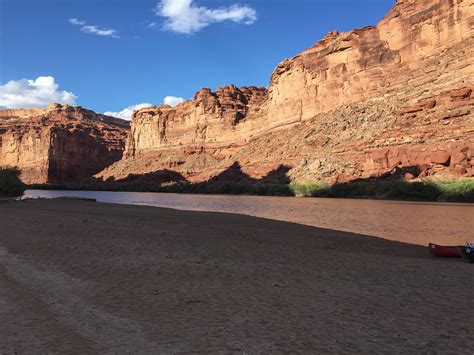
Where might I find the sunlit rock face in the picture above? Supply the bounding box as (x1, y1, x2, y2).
(101, 0, 472, 183)
(0, 104, 130, 184)
(125, 86, 267, 157)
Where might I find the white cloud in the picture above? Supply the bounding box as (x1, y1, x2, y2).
(82, 25, 119, 38)
(69, 18, 85, 26)
(105, 97, 185, 120)
(0, 76, 78, 109)
(146, 21, 159, 29)
(164, 96, 184, 106)
(69, 18, 119, 38)
(104, 103, 153, 120)
(155, 0, 257, 34)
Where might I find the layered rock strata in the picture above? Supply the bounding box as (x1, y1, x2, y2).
(0, 104, 129, 184)
(99, 0, 473, 185)
(100, 0, 474, 185)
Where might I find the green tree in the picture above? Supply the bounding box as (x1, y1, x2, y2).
(0, 168, 26, 197)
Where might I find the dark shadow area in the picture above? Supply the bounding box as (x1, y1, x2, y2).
(88, 169, 188, 192)
(214, 162, 292, 185)
(29, 162, 295, 196)
(28, 162, 474, 202)
(114, 170, 188, 184)
(0, 167, 26, 198)
(47, 127, 126, 184)
(192, 162, 293, 195)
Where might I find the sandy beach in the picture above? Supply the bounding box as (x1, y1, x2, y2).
(0, 198, 472, 353)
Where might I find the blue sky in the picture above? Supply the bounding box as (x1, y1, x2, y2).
(1, 0, 395, 118)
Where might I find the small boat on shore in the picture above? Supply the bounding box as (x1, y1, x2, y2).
(428, 243, 461, 258)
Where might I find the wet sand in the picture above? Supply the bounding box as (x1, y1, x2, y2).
(0, 199, 472, 353)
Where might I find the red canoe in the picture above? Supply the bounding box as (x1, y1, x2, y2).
(428, 243, 461, 257)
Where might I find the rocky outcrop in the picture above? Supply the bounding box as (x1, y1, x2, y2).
(125, 85, 267, 157)
(99, 0, 472, 184)
(0, 104, 129, 184)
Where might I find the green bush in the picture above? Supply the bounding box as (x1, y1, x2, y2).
(430, 179, 474, 202)
(290, 182, 329, 197)
(287, 179, 474, 202)
(0, 168, 26, 197)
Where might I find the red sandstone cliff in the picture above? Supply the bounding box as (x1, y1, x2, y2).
(124, 85, 267, 157)
(0, 103, 129, 184)
(99, 0, 473, 185)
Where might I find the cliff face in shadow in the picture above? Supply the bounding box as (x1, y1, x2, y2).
(99, 0, 473, 185)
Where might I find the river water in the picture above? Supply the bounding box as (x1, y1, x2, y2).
(23, 190, 473, 246)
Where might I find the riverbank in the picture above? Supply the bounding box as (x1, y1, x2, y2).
(28, 178, 474, 203)
(0, 199, 472, 352)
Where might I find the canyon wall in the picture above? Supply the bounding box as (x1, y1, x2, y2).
(100, 0, 473, 185)
(0, 104, 129, 184)
(126, 86, 267, 156)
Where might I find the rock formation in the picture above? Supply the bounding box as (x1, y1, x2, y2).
(0, 104, 129, 184)
(3, 0, 472, 187)
(100, 0, 473, 185)
(124, 86, 267, 157)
